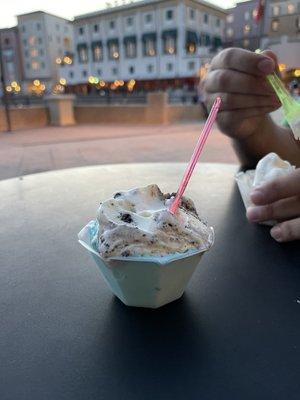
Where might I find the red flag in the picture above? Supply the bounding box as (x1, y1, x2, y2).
(253, 0, 264, 23)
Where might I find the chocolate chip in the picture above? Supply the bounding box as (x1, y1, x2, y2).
(120, 213, 133, 223)
(121, 250, 130, 257)
(114, 192, 122, 198)
(168, 223, 173, 227)
(142, 234, 146, 237)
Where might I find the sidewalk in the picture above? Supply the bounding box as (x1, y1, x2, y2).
(0, 123, 238, 180)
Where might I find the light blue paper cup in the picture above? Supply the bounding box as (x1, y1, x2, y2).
(78, 220, 214, 309)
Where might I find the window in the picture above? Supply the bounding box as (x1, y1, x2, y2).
(94, 24, 99, 32)
(23, 39, 27, 46)
(49, 35, 52, 42)
(186, 43, 196, 54)
(41, 61, 45, 69)
(30, 48, 38, 57)
(82, 70, 87, 77)
(92, 42, 103, 61)
(287, 3, 295, 13)
(31, 61, 39, 70)
(69, 71, 74, 78)
(271, 19, 279, 31)
(186, 32, 197, 54)
(143, 35, 156, 56)
(163, 31, 177, 55)
(109, 20, 115, 29)
(127, 17, 134, 26)
(188, 61, 195, 70)
(29, 36, 36, 45)
(108, 40, 119, 60)
(97, 69, 102, 75)
(189, 8, 195, 20)
(129, 66, 135, 74)
(226, 27, 234, 37)
(216, 18, 220, 27)
(244, 24, 251, 35)
(166, 10, 173, 20)
(22, 26, 26, 32)
(4, 38, 10, 45)
(243, 39, 250, 48)
(40, 49, 44, 56)
(204, 13, 209, 24)
(297, 16, 300, 30)
(272, 5, 280, 16)
(112, 67, 118, 75)
(64, 26, 69, 33)
(56, 24, 60, 30)
(244, 11, 250, 20)
(78, 44, 88, 63)
(125, 38, 137, 58)
(79, 27, 84, 35)
(25, 49, 29, 57)
(145, 13, 152, 23)
(57, 36, 61, 44)
(167, 63, 173, 71)
(226, 14, 234, 23)
(38, 37, 42, 45)
(147, 64, 154, 73)
(26, 62, 30, 69)
(37, 23, 41, 30)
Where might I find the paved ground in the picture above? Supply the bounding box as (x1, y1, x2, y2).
(0, 123, 238, 180)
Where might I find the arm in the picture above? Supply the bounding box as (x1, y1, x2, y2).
(232, 116, 300, 168)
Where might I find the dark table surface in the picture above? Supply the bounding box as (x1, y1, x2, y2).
(1, 163, 300, 400)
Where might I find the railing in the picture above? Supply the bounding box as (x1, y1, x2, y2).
(168, 92, 199, 104)
(75, 93, 147, 105)
(0, 95, 45, 107)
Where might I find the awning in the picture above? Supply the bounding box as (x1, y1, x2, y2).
(213, 36, 222, 48)
(77, 43, 88, 50)
(161, 29, 177, 39)
(199, 34, 211, 46)
(91, 41, 103, 49)
(142, 32, 157, 42)
(107, 38, 119, 47)
(123, 36, 137, 45)
(186, 31, 198, 44)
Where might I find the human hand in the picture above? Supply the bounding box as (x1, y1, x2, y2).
(201, 48, 281, 139)
(247, 169, 300, 242)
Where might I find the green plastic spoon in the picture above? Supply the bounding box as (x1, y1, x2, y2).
(256, 50, 300, 140)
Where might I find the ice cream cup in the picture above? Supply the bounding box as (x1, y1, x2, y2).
(235, 170, 276, 226)
(78, 220, 214, 309)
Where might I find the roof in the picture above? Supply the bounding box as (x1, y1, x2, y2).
(74, 0, 226, 21)
(17, 10, 71, 23)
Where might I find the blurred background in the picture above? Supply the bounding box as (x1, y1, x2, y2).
(0, 0, 299, 179)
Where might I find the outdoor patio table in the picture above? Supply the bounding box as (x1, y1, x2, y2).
(1, 163, 299, 400)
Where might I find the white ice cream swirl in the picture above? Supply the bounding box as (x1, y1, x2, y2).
(96, 184, 213, 258)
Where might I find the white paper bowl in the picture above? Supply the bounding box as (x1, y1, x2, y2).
(78, 221, 214, 309)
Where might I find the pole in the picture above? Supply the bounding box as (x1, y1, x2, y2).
(0, 34, 12, 132)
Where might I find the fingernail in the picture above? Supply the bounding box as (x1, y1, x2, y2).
(257, 59, 274, 74)
(270, 226, 282, 242)
(250, 188, 265, 204)
(247, 207, 261, 222)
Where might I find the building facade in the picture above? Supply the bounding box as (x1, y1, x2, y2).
(58, 0, 226, 91)
(0, 27, 23, 95)
(224, 0, 268, 51)
(261, 0, 300, 77)
(17, 11, 73, 94)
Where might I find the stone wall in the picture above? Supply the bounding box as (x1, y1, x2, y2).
(0, 106, 48, 132)
(75, 105, 147, 124)
(0, 93, 205, 132)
